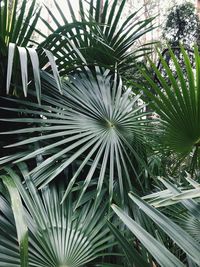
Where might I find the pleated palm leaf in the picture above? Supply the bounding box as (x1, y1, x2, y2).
(143, 176, 200, 244)
(111, 192, 200, 267)
(38, 0, 155, 75)
(137, 45, 200, 157)
(0, 0, 40, 95)
(0, 163, 114, 267)
(0, 0, 64, 160)
(0, 68, 150, 205)
(0, 0, 64, 102)
(143, 175, 200, 208)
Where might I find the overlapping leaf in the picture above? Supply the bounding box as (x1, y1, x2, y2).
(112, 191, 200, 267)
(0, 0, 63, 100)
(111, 203, 184, 267)
(143, 177, 200, 246)
(38, 0, 155, 75)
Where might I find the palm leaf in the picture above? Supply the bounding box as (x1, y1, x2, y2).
(107, 220, 150, 267)
(6, 43, 62, 103)
(138, 45, 200, 155)
(143, 176, 200, 217)
(112, 191, 200, 266)
(0, 68, 150, 205)
(129, 192, 200, 264)
(111, 203, 184, 267)
(38, 0, 155, 75)
(0, 0, 63, 101)
(143, 177, 200, 244)
(0, 163, 114, 267)
(0, 174, 28, 267)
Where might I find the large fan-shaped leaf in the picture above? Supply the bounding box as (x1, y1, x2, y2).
(0, 163, 114, 267)
(0, 68, 150, 205)
(138, 45, 200, 155)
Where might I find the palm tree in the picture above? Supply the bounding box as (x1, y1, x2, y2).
(3, 1, 199, 266)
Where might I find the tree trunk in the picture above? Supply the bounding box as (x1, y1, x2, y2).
(100, 0, 104, 21)
(197, 0, 200, 18)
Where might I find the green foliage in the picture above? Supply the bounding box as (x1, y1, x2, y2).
(144, 176, 200, 253)
(0, 68, 150, 205)
(0, 0, 63, 102)
(160, 2, 200, 84)
(0, 0, 40, 96)
(1, 0, 200, 266)
(112, 191, 200, 266)
(38, 0, 155, 75)
(1, 174, 28, 267)
(138, 45, 200, 158)
(107, 220, 150, 267)
(0, 163, 114, 267)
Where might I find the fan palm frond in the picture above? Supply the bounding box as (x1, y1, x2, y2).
(0, 163, 114, 267)
(38, 0, 155, 75)
(0, 68, 150, 205)
(143, 175, 200, 244)
(143, 175, 200, 209)
(137, 45, 200, 157)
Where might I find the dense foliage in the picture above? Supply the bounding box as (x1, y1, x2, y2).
(0, 0, 200, 267)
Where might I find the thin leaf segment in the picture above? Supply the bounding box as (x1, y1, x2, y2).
(6, 44, 61, 103)
(112, 191, 200, 267)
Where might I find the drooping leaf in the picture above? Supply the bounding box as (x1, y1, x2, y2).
(6, 43, 16, 94)
(1, 174, 28, 267)
(111, 203, 184, 267)
(129, 192, 200, 265)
